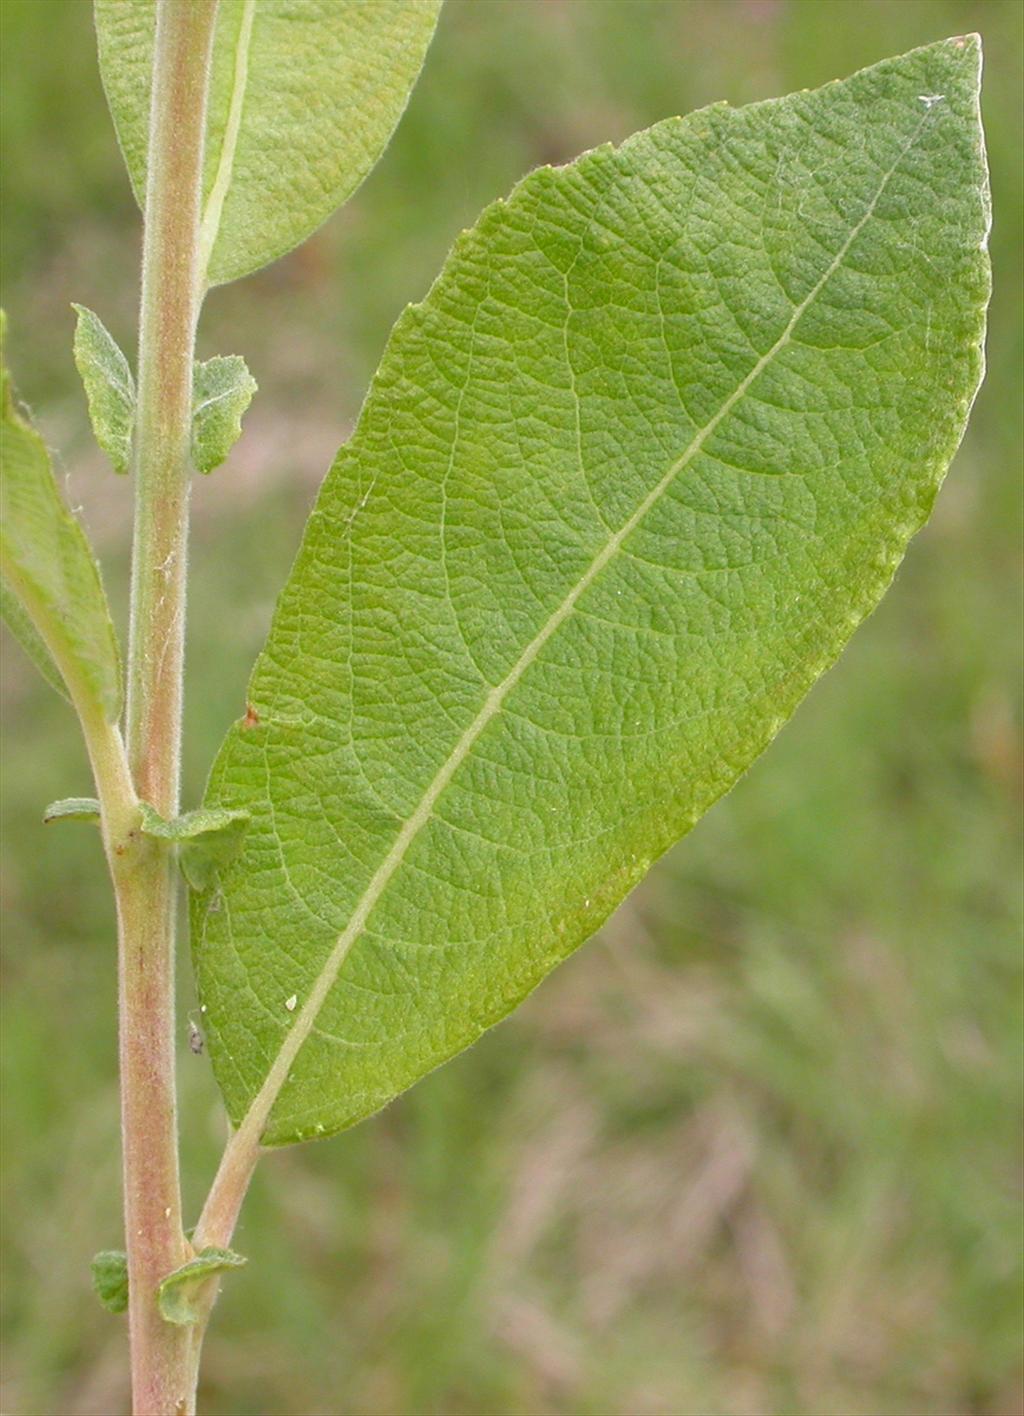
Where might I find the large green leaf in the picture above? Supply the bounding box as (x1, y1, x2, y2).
(94, 0, 442, 287)
(1, 316, 122, 721)
(194, 40, 989, 1146)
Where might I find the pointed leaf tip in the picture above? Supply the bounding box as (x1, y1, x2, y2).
(194, 43, 989, 1146)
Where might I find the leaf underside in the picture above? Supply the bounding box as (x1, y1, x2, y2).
(72, 303, 134, 474)
(1, 316, 123, 721)
(95, 0, 443, 286)
(1, 579, 69, 702)
(191, 354, 256, 473)
(44, 797, 101, 824)
(194, 40, 989, 1147)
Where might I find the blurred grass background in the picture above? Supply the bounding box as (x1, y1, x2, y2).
(1, 1, 1021, 1413)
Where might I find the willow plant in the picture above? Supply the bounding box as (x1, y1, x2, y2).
(0, 3, 990, 1411)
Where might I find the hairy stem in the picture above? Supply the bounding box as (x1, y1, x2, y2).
(194, 1111, 261, 1254)
(121, 1, 217, 1411)
(176, 1120, 261, 1392)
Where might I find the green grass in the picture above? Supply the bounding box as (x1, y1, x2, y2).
(2, 3, 1021, 1413)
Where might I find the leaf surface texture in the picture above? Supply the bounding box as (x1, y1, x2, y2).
(194, 41, 990, 1145)
(95, 0, 443, 285)
(191, 354, 256, 473)
(72, 304, 134, 474)
(1, 317, 122, 721)
(91, 1250, 129, 1314)
(1, 580, 69, 702)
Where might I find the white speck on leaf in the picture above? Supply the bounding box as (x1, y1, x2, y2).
(285, 994, 297, 1012)
(918, 93, 945, 107)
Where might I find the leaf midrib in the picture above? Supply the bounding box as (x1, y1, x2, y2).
(230, 108, 931, 1143)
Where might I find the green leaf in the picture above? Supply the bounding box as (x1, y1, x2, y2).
(193, 40, 990, 1146)
(191, 355, 256, 474)
(139, 802, 250, 891)
(95, 0, 443, 287)
(1, 313, 123, 721)
(72, 304, 134, 474)
(44, 797, 101, 825)
(1, 579, 69, 702)
(157, 1247, 246, 1326)
(91, 1250, 129, 1314)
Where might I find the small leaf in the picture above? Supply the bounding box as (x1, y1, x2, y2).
(157, 1247, 246, 1326)
(91, 1250, 129, 1315)
(44, 797, 101, 825)
(179, 824, 249, 892)
(1, 313, 123, 721)
(1, 579, 69, 702)
(71, 304, 134, 474)
(96, 0, 443, 287)
(191, 355, 256, 474)
(193, 40, 989, 1145)
(139, 802, 250, 891)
